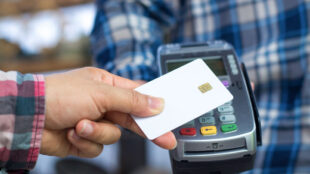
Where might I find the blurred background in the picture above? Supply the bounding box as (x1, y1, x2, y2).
(0, 0, 171, 174)
(0, 0, 94, 73)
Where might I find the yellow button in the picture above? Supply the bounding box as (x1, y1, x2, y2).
(201, 126, 217, 135)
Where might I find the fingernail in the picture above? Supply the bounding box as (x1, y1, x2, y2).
(71, 130, 80, 140)
(148, 97, 165, 114)
(80, 122, 93, 136)
(172, 141, 178, 150)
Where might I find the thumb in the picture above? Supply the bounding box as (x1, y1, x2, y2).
(97, 84, 165, 117)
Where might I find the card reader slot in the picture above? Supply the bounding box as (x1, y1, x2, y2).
(185, 146, 246, 155)
(184, 138, 246, 153)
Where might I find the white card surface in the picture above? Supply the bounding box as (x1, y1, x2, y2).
(132, 59, 233, 140)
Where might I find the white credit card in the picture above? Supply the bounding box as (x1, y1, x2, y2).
(132, 59, 233, 140)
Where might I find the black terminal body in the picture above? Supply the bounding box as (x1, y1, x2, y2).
(157, 41, 262, 174)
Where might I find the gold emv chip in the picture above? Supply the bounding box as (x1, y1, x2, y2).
(198, 82, 212, 93)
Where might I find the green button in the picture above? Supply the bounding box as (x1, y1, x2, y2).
(221, 124, 237, 133)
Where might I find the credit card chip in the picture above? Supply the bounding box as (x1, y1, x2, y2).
(198, 82, 212, 93)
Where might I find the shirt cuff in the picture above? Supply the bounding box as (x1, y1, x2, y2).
(0, 72, 45, 172)
(26, 74, 45, 169)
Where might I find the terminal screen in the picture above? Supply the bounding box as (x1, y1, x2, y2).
(166, 56, 227, 76)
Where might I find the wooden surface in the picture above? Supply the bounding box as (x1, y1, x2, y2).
(0, 0, 94, 17)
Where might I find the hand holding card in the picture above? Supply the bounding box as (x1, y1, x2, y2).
(132, 59, 233, 140)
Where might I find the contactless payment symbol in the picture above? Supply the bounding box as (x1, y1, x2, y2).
(198, 82, 212, 93)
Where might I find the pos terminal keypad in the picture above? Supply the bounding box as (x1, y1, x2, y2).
(179, 101, 238, 136)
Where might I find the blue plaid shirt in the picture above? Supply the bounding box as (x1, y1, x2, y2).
(91, 0, 310, 173)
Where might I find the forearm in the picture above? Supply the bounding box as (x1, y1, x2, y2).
(0, 71, 45, 171)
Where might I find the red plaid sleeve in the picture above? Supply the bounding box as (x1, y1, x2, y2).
(0, 71, 45, 172)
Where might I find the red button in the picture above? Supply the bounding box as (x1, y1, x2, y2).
(180, 128, 196, 136)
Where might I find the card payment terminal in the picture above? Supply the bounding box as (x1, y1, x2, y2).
(158, 41, 262, 174)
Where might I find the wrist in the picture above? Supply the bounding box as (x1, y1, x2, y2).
(44, 75, 62, 129)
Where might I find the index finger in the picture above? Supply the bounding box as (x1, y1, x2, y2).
(96, 84, 164, 116)
(99, 69, 141, 89)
